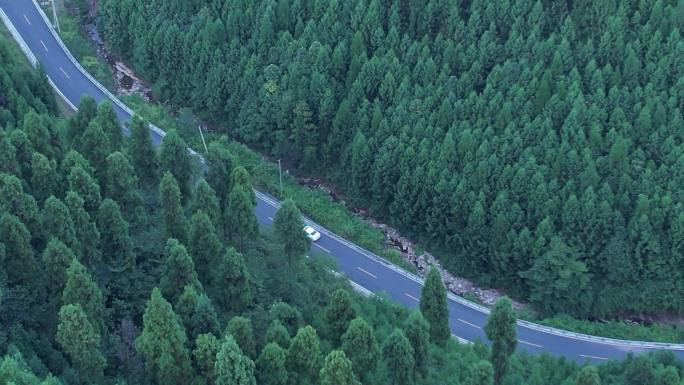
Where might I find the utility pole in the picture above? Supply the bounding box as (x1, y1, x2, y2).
(197, 125, 208, 153)
(51, 0, 60, 33)
(277, 159, 283, 197)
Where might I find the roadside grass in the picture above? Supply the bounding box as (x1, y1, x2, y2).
(41, 3, 684, 345)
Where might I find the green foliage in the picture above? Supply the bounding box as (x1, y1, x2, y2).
(176, 285, 220, 342)
(127, 115, 157, 185)
(226, 316, 256, 359)
(97, 198, 134, 269)
(224, 184, 258, 252)
(206, 143, 234, 202)
(323, 289, 357, 346)
(189, 211, 222, 284)
(214, 335, 256, 385)
(382, 329, 415, 385)
(273, 199, 310, 269)
(95, 102, 122, 151)
(0, 213, 39, 290)
(62, 258, 106, 334)
(56, 304, 105, 381)
(68, 165, 102, 214)
(256, 342, 288, 385)
(341, 317, 379, 383)
(41, 196, 79, 253)
(265, 320, 291, 349)
(286, 326, 321, 385)
(41, 238, 75, 295)
(190, 179, 221, 230)
(160, 172, 190, 244)
(211, 247, 251, 313)
(193, 333, 221, 383)
(30, 152, 59, 204)
(105, 151, 140, 212)
(575, 366, 600, 385)
(420, 267, 450, 346)
(404, 311, 430, 378)
(65, 191, 100, 263)
(159, 131, 192, 199)
(484, 297, 518, 385)
(320, 350, 360, 385)
(136, 288, 193, 385)
(160, 239, 202, 303)
(96, 0, 684, 320)
(468, 360, 494, 385)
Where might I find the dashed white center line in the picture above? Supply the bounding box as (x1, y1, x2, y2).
(457, 318, 481, 329)
(23, 14, 31, 25)
(59, 67, 70, 79)
(357, 267, 377, 279)
(405, 292, 420, 302)
(40, 40, 48, 52)
(313, 243, 330, 253)
(519, 340, 543, 348)
(267, 217, 273, 221)
(452, 333, 473, 344)
(579, 354, 608, 361)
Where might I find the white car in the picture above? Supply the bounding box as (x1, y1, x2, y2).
(303, 225, 321, 242)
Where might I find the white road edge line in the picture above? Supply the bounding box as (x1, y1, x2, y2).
(59, 67, 70, 79)
(405, 292, 419, 302)
(313, 243, 330, 253)
(40, 39, 48, 51)
(23, 14, 31, 25)
(579, 354, 608, 361)
(357, 267, 377, 279)
(458, 318, 481, 329)
(520, 340, 543, 348)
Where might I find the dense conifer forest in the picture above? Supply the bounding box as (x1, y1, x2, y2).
(96, 0, 684, 319)
(3, 18, 684, 385)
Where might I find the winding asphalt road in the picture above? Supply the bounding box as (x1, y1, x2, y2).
(3, 0, 684, 364)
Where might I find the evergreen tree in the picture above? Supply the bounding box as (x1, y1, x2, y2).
(136, 288, 193, 385)
(56, 304, 106, 381)
(575, 366, 601, 385)
(160, 239, 202, 303)
(0, 213, 39, 290)
(270, 301, 303, 336)
(320, 350, 360, 385)
(193, 333, 221, 384)
(106, 151, 140, 212)
(191, 179, 221, 228)
(41, 196, 79, 253)
(97, 198, 134, 269)
(468, 360, 494, 385)
(420, 267, 450, 346)
(214, 335, 256, 385)
(323, 289, 356, 346)
(42, 238, 75, 295)
(484, 297, 517, 385)
(95, 101, 122, 151)
(256, 342, 288, 385)
(341, 317, 379, 383)
(160, 172, 190, 244)
(382, 329, 415, 385)
(30, 152, 59, 204)
(286, 326, 321, 385)
(0, 173, 40, 238)
(273, 199, 310, 268)
(206, 143, 234, 201)
(226, 316, 256, 359)
(176, 285, 220, 342)
(159, 131, 192, 199)
(127, 115, 157, 185)
(266, 320, 291, 349)
(62, 258, 106, 334)
(65, 191, 100, 263)
(223, 184, 258, 252)
(79, 120, 111, 184)
(189, 211, 223, 284)
(404, 311, 430, 378)
(66, 96, 97, 147)
(68, 165, 102, 214)
(211, 247, 251, 312)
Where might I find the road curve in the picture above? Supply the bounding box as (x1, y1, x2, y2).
(3, 0, 684, 364)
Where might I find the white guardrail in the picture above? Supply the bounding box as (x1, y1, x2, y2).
(4, 0, 684, 353)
